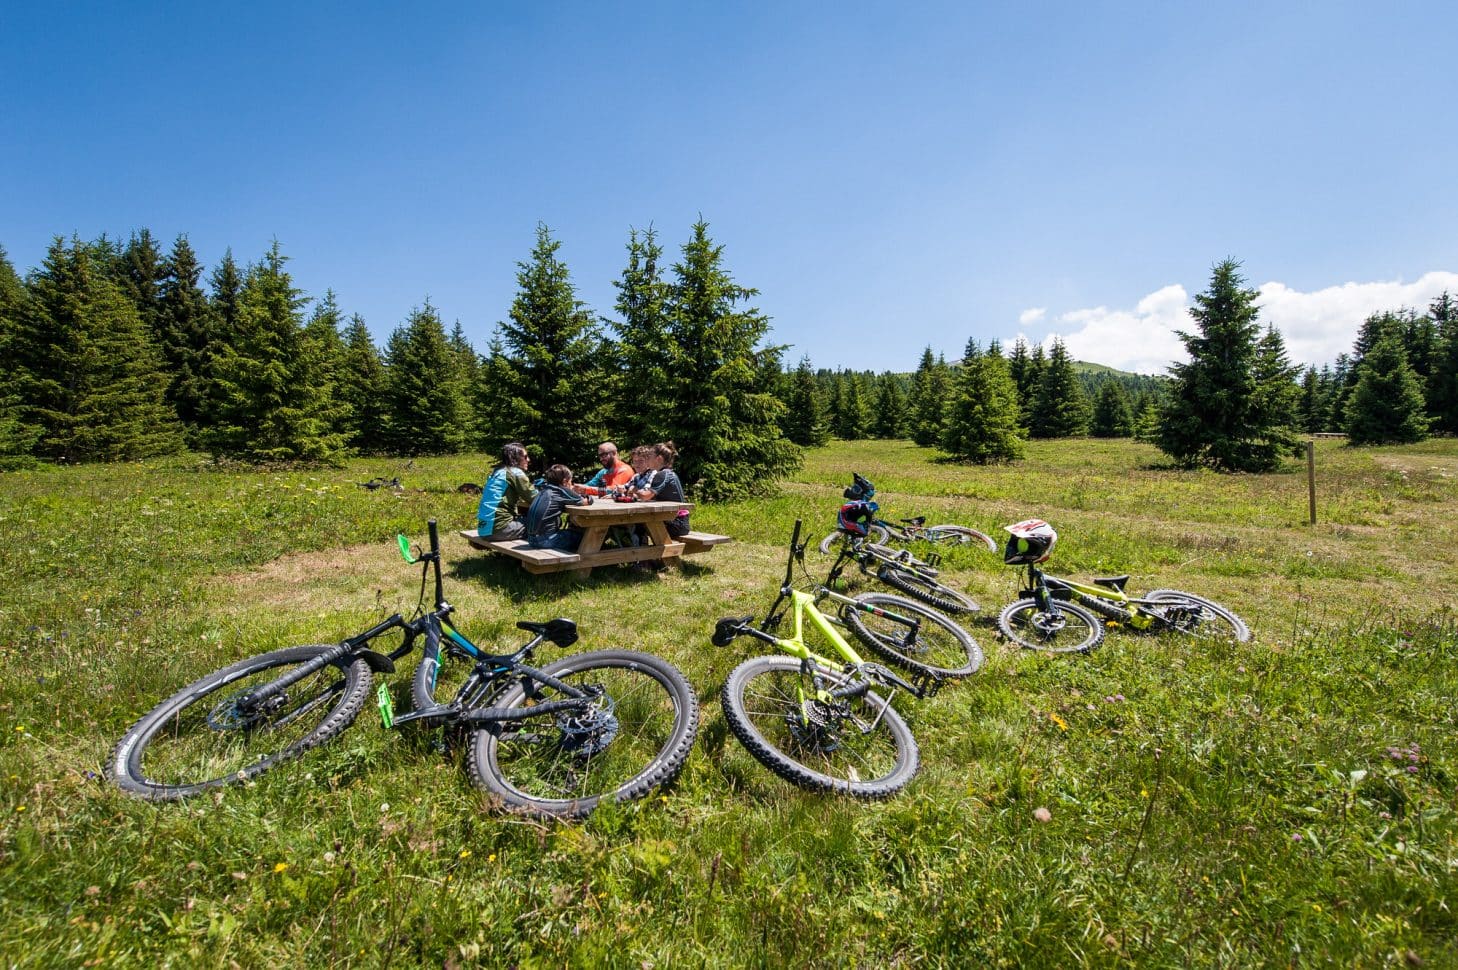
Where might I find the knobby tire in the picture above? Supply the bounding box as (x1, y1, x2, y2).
(467, 649, 699, 819)
(1145, 589, 1252, 643)
(720, 654, 919, 799)
(841, 592, 984, 678)
(875, 565, 980, 614)
(996, 599, 1105, 653)
(106, 645, 372, 800)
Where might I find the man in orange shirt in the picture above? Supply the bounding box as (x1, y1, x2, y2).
(573, 442, 635, 496)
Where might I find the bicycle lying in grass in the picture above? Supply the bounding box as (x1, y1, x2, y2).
(822, 508, 982, 617)
(107, 521, 699, 818)
(817, 473, 997, 555)
(711, 520, 954, 798)
(994, 519, 1252, 654)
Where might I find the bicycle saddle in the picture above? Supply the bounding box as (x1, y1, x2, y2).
(1093, 575, 1130, 591)
(899, 516, 926, 526)
(517, 618, 579, 646)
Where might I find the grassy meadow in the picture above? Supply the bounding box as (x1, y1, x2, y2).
(1, 437, 1456, 967)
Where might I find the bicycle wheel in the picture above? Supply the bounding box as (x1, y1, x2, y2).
(875, 565, 980, 615)
(1145, 589, 1252, 643)
(720, 654, 919, 799)
(106, 645, 372, 800)
(818, 524, 890, 556)
(996, 599, 1105, 653)
(841, 592, 984, 678)
(468, 649, 699, 819)
(921, 525, 997, 552)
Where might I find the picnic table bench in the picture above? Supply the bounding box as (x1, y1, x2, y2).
(460, 499, 731, 577)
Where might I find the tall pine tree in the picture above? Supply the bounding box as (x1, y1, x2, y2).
(1344, 331, 1429, 445)
(338, 314, 389, 453)
(0, 246, 40, 467)
(657, 221, 799, 499)
(1028, 339, 1089, 438)
(782, 356, 830, 447)
(1156, 260, 1300, 472)
(486, 224, 607, 466)
(872, 373, 905, 439)
(941, 342, 1024, 463)
(156, 234, 215, 440)
(1090, 381, 1134, 437)
(606, 226, 672, 448)
(206, 241, 345, 462)
(382, 302, 470, 455)
(15, 236, 182, 461)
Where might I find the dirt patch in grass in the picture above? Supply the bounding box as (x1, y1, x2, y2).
(208, 542, 414, 617)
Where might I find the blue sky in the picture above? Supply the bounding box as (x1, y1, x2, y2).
(4, 2, 1456, 374)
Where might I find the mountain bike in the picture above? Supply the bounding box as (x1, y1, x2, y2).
(710, 521, 944, 799)
(817, 473, 996, 555)
(826, 534, 981, 616)
(997, 560, 1252, 654)
(106, 521, 699, 818)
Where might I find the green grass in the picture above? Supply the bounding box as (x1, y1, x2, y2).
(2, 439, 1456, 967)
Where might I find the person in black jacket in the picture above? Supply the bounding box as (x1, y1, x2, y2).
(525, 464, 590, 552)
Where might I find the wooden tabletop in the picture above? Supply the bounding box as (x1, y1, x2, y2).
(566, 499, 693, 524)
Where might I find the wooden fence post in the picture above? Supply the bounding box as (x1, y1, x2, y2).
(1307, 439, 1317, 526)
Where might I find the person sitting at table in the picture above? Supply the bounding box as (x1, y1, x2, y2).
(476, 442, 537, 541)
(573, 441, 635, 497)
(634, 441, 691, 538)
(525, 464, 590, 552)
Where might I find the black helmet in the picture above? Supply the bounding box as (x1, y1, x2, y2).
(1003, 519, 1057, 565)
(843, 473, 876, 501)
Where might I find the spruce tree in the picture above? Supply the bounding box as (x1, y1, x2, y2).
(199, 249, 244, 433)
(119, 229, 167, 341)
(872, 373, 905, 439)
(831, 372, 870, 440)
(907, 349, 952, 446)
(0, 246, 40, 467)
(1250, 325, 1302, 450)
(487, 224, 607, 466)
(157, 234, 216, 439)
(1155, 259, 1300, 472)
(206, 241, 345, 462)
(338, 314, 389, 453)
(381, 302, 469, 455)
(782, 356, 830, 446)
(607, 226, 672, 447)
(1298, 367, 1323, 434)
(657, 220, 799, 499)
(941, 343, 1024, 463)
(448, 320, 481, 446)
(15, 236, 183, 461)
(1344, 332, 1429, 445)
(1090, 380, 1134, 437)
(1426, 292, 1458, 434)
(1028, 339, 1089, 437)
(303, 290, 350, 440)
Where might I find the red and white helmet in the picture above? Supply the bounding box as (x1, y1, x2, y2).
(838, 501, 878, 538)
(1003, 519, 1057, 564)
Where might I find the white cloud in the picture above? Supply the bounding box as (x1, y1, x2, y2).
(1023, 272, 1458, 375)
(1018, 307, 1046, 326)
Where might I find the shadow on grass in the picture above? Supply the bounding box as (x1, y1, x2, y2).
(446, 551, 718, 604)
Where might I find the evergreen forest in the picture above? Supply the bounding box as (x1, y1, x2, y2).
(3, 231, 1453, 487)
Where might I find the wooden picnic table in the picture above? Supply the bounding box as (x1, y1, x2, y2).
(460, 498, 732, 577)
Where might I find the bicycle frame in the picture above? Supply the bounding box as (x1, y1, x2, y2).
(1020, 564, 1159, 630)
(717, 521, 932, 701)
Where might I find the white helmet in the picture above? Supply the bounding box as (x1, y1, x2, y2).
(1003, 519, 1057, 565)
